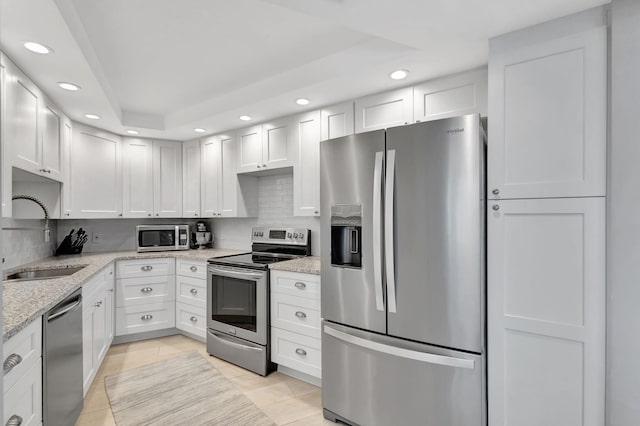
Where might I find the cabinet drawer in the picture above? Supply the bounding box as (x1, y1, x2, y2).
(116, 275, 176, 307)
(115, 302, 175, 336)
(271, 328, 321, 378)
(84, 264, 114, 301)
(176, 275, 206, 308)
(116, 258, 175, 279)
(271, 271, 320, 300)
(271, 293, 321, 338)
(176, 303, 206, 338)
(4, 361, 42, 426)
(3, 319, 42, 393)
(176, 259, 207, 279)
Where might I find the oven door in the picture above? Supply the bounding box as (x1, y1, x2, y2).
(207, 265, 268, 345)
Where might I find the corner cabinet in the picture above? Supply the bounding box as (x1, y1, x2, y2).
(152, 140, 183, 217)
(182, 139, 201, 218)
(293, 110, 321, 216)
(69, 124, 123, 218)
(237, 120, 296, 174)
(354, 87, 413, 133)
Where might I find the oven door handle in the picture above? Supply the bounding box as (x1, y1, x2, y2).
(208, 330, 263, 352)
(208, 266, 265, 280)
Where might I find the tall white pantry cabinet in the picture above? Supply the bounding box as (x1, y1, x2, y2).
(487, 7, 607, 426)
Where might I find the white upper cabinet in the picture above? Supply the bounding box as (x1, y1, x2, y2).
(237, 125, 263, 173)
(321, 101, 354, 141)
(1, 54, 10, 218)
(41, 101, 63, 181)
(413, 68, 488, 122)
(201, 135, 221, 217)
(153, 140, 183, 217)
(262, 117, 295, 170)
(354, 87, 413, 133)
(293, 110, 321, 216)
(182, 139, 201, 218)
(70, 124, 122, 218)
(61, 117, 73, 218)
(488, 26, 607, 199)
(122, 138, 154, 218)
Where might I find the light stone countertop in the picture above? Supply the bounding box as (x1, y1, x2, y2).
(268, 256, 321, 275)
(3, 248, 246, 342)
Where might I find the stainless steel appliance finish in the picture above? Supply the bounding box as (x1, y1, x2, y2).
(43, 288, 83, 426)
(206, 227, 311, 376)
(320, 114, 486, 425)
(136, 224, 190, 252)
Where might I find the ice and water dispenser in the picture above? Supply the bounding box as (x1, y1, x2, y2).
(330, 204, 362, 268)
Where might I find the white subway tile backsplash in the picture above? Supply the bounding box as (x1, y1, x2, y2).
(2, 219, 58, 269)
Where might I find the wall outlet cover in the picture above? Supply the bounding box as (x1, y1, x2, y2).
(92, 233, 103, 243)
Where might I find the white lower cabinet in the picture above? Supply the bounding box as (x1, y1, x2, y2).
(176, 302, 206, 338)
(175, 259, 207, 339)
(270, 271, 321, 379)
(115, 302, 176, 336)
(116, 275, 176, 307)
(3, 319, 43, 426)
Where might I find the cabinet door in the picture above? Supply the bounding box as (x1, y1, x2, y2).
(122, 137, 154, 218)
(41, 101, 63, 181)
(488, 26, 607, 199)
(153, 140, 183, 217)
(237, 125, 263, 173)
(182, 139, 201, 218)
(262, 117, 295, 170)
(71, 125, 122, 218)
(201, 136, 221, 217)
(293, 110, 321, 216)
(0, 55, 10, 218)
(105, 272, 115, 346)
(354, 87, 413, 133)
(61, 117, 73, 218)
(82, 301, 96, 395)
(94, 291, 108, 364)
(413, 68, 488, 122)
(321, 101, 354, 141)
(219, 132, 239, 217)
(5, 60, 41, 174)
(488, 197, 605, 426)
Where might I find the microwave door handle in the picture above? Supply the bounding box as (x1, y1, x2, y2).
(175, 226, 180, 250)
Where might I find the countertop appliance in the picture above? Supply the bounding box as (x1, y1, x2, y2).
(43, 288, 83, 426)
(136, 224, 190, 252)
(320, 114, 486, 425)
(206, 227, 311, 376)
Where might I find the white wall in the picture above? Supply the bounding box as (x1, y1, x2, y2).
(2, 218, 58, 269)
(607, 1, 640, 424)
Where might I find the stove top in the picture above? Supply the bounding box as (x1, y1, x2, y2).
(208, 252, 304, 270)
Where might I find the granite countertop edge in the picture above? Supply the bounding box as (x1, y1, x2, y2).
(4, 250, 321, 342)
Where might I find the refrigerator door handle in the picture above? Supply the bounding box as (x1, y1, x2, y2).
(324, 324, 475, 369)
(385, 149, 398, 313)
(372, 151, 385, 311)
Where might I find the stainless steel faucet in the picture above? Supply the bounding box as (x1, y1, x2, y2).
(4, 195, 51, 242)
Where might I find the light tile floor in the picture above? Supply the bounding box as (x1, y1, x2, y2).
(75, 334, 334, 426)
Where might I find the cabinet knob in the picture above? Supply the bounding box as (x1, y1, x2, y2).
(190, 288, 198, 295)
(263, 164, 267, 168)
(314, 211, 319, 214)
(492, 189, 500, 195)
(6, 414, 23, 426)
(295, 348, 307, 356)
(156, 214, 159, 217)
(492, 204, 500, 211)
(294, 282, 306, 289)
(257, 165, 261, 169)
(140, 314, 153, 320)
(148, 214, 151, 216)
(195, 213, 198, 216)
(140, 287, 153, 293)
(295, 311, 307, 319)
(190, 266, 198, 272)
(118, 214, 123, 217)
(3, 353, 23, 375)
(65, 213, 70, 216)
(189, 316, 198, 322)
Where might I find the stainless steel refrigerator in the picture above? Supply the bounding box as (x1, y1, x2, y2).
(320, 114, 486, 426)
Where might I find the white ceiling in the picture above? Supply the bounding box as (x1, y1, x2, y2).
(0, 0, 609, 140)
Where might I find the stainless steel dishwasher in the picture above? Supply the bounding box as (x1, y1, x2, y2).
(43, 288, 83, 426)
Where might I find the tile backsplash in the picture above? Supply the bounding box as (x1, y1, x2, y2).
(2, 218, 58, 269)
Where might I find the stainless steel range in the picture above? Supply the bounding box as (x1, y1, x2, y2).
(206, 227, 311, 376)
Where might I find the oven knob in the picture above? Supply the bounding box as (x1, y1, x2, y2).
(287, 233, 292, 238)
(293, 233, 298, 238)
(259, 232, 264, 237)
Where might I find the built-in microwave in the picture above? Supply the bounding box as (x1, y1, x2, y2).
(136, 225, 190, 252)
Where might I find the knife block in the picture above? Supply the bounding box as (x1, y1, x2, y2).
(55, 235, 85, 256)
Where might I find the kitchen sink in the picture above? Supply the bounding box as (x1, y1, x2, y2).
(4, 266, 86, 282)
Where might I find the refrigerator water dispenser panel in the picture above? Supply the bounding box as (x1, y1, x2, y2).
(330, 204, 362, 268)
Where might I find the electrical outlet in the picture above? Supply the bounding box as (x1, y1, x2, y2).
(92, 233, 103, 243)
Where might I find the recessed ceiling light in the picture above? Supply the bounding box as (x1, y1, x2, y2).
(239, 115, 252, 121)
(84, 114, 100, 120)
(24, 41, 52, 54)
(390, 70, 409, 80)
(58, 82, 81, 91)
(194, 128, 206, 133)
(127, 130, 139, 135)
(296, 98, 310, 106)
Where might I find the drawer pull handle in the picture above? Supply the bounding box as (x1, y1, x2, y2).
(294, 282, 306, 289)
(295, 311, 307, 319)
(140, 287, 153, 293)
(6, 414, 23, 426)
(141, 314, 153, 320)
(190, 266, 198, 272)
(94, 301, 103, 308)
(189, 316, 198, 322)
(295, 348, 307, 356)
(3, 353, 23, 376)
(190, 288, 198, 295)
(141, 266, 153, 272)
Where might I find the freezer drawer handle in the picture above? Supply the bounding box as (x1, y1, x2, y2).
(6, 414, 23, 426)
(3, 353, 23, 376)
(294, 282, 306, 289)
(295, 311, 307, 319)
(324, 325, 475, 369)
(190, 288, 198, 295)
(372, 151, 385, 312)
(140, 314, 153, 320)
(295, 348, 307, 356)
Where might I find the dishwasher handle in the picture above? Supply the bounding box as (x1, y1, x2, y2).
(47, 295, 82, 322)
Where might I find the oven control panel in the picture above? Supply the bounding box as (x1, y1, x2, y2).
(251, 227, 310, 246)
